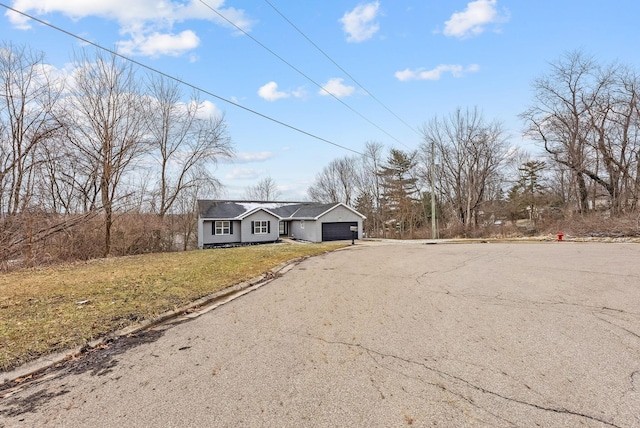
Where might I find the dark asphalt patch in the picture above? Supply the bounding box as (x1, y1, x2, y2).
(0, 328, 166, 416)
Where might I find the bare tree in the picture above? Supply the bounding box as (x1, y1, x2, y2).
(146, 76, 232, 217)
(583, 65, 640, 213)
(519, 51, 599, 213)
(307, 142, 385, 236)
(308, 156, 359, 204)
(522, 51, 640, 215)
(420, 107, 508, 232)
(355, 141, 385, 237)
(173, 173, 222, 250)
(244, 176, 281, 201)
(0, 42, 63, 215)
(65, 50, 149, 256)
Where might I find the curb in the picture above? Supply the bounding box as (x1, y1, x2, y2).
(0, 256, 305, 388)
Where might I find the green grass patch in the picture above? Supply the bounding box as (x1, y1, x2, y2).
(0, 242, 347, 371)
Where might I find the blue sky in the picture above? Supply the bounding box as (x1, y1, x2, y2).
(2, 1, 640, 199)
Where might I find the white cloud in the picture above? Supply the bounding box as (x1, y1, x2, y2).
(230, 152, 274, 163)
(340, 1, 380, 43)
(443, 0, 508, 39)
(194, 100, 221, 119)
(395, 64, 480, 81)
(117, 30, 200, 57)
(257, 81, 306, 101)
(6, 0, 253, 57)
(4, 8, 30, 29)
(291, 87, 306, 99)
(276, 181, 312, 201)
(258, 81, 290, 101)
(466, 63, 481, 73)
(319, 78, 355, 98)
(164, 99, 221, 121)
(226, 167, 266, 180)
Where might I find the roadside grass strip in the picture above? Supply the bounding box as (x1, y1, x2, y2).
(0, 243, 346, 371)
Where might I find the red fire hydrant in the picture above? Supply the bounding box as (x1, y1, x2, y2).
(557, 231, 564, 242)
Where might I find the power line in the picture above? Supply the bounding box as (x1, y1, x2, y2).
(263, 0, 422, 144)
(197, 0, 409, 148)
(0, 3, 363, 156)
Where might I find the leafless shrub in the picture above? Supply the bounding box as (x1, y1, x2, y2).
(42, 215, 105, 262)
(547, 212, 640, 237)
(0, 210, 201, 271)
(110, 213, 166, 256)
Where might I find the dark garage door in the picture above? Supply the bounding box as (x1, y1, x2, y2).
(322, 222, 357, 241)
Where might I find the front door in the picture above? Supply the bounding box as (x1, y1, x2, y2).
(279, 221, 289, 236)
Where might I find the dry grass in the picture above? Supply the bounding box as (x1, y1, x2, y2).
(550, 212, 640, 237)
(0, 242, 347, 371)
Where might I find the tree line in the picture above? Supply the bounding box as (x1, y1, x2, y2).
(308, 51, 640, 239)
(0, 42, 233, 267)
(3, 44, 638, 268)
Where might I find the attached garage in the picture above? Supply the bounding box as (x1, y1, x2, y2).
(322, 222, 358, 241)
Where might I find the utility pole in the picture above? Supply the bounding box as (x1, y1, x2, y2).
(430, 139, 438, 239)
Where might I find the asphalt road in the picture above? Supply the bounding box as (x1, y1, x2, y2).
(2, 241, 640, 427)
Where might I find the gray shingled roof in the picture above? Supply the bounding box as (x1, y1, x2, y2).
(269, 204, 302, 218)
(283, 203, 338, 218)
(197, 200, 248, 219)
(198, 200, 363, 220)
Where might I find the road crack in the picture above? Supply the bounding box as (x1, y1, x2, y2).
(296, 333, 621, 428)
(593, 313, 640, 341)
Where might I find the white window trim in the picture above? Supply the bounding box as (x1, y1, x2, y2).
(254, 220, 268, 234)
(215, 220, 231, 235)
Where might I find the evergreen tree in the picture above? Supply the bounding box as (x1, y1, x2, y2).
(518, 160, 546, 221)
(378, 149, 420, 238)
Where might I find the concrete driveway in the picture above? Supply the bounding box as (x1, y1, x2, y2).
(1, 241, 639, 427)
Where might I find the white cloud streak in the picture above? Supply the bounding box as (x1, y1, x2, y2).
(231, 152, 274, 163)
(395, 64, 480, 81)
(117, 30, 200, 57)
(6, 0, 252, 57)
(340, 1, 380, 43)
(443, 0, 508, 39)
(225, 167, 266, 180)
(319, 78, 355, 98)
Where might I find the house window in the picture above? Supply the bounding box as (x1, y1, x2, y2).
(300, 220, 305, 230)
(253, 220, 269, 234)
(214, 221, 231, 235)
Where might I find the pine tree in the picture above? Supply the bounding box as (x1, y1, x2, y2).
(518, 160, 546, 221)
(378, 149, 420, 238)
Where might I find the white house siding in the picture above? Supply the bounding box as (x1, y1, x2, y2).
(311, 205, 364, 240)
(200, 220, 241, 247)
(241, 211, 280, 243)
(290, 220, 318, 242)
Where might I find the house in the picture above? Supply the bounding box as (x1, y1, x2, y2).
(197, 200, 366, 248)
